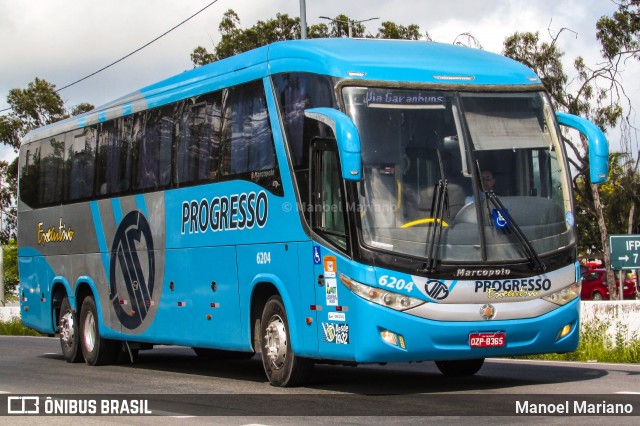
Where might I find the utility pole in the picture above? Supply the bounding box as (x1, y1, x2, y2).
(300, 0, 307, 39)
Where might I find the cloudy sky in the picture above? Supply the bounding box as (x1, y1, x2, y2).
(1, 0, 637, 161)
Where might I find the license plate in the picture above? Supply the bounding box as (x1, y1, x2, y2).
(469, 332, 505, 348)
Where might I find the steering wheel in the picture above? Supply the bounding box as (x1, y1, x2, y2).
(401, 218, 449, 229)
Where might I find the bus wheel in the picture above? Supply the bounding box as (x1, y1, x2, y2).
(260, 295, 313, 387)
(435, 358, 485, 376)
(59, 296, 82, 363)
(79, 296, 118, 366)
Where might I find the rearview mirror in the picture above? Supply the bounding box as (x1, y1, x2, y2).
(304, 108, 362, 181)
(556, 112, 609, 184)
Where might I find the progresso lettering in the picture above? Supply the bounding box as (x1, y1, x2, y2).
(475, 279, 552, 293)
(181, 191, 268, 234)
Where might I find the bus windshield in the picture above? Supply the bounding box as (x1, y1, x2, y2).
(343, 87, 575, 263)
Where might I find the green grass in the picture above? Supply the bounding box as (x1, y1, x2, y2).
(0, 318, 43, 336)
(517, 316, 640, 363)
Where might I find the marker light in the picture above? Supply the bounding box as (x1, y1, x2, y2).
(542, 282, 581, 306)
(557, 324, 572, 340)
(433, 75, 475, 81)
(380, 330, 398, 346)
(340, 273, 425, 311)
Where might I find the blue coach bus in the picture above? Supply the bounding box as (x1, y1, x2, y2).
(18, 39, 608, 386)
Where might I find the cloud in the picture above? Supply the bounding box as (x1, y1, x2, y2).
(0, 0, 634, 156)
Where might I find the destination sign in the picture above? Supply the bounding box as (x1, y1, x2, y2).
(366, 89, 445, 108)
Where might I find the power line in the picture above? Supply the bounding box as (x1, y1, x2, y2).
(0, 0, 220, 114)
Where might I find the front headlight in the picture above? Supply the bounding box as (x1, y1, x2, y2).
(542, 282, 581, 306)
(339, 273, 426, 311)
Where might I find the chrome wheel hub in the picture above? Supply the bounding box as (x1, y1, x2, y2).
(264, 315, 287, 369)
(83, 310, 96, 352)
(60, 311, 75, 347)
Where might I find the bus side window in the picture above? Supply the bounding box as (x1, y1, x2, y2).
(175, 92, 222, 186)
(65, 127, 96, 202)
(19, 142, 40, 208)
(132, 107, 173, 191)
(96, 118, 131, 196)
(219, 80, 282, 194)
(38, 135, 65, 206)
(311, 139, 348, 251)
(273, 72, 336, 211)
(221, 82, 275, 175)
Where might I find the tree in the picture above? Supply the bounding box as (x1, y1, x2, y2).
(0, 159, 18, 244)
(0, 78, 94, 242)
(596, 0, 640, 62)
(376, 21, 426, 40)
(191, 9, 429, 67)
(576, 153, 640, 244)
(596, 0, 640, 239)
(503, 5, 640, 297)
(2, 241, 18, 301)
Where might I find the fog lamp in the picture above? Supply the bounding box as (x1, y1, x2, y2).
(380, 330, 398, 346)
(557, 324, 572, 340)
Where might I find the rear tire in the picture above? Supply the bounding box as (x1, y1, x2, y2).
(79, 296, 119, 366)
(592, 292, 604, 301)
(260, 295, 313, 387)
(435, 358, 484, 376)
(59, 296, 83, 363)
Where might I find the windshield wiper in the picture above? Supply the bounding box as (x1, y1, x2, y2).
(485, 190, 546, 271)
(424, 179, 448, 273)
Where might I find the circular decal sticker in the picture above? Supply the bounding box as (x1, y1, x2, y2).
(109, 211, 155, 330)
(565, 211, 575, 228)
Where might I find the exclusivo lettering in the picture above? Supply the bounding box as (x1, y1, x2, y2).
(181, 191, 268, 234)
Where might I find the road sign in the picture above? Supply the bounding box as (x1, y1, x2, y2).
(610, 234, 640, 270)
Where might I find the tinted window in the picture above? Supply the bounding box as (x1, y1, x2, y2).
(20, 79, 283, 207)
(38, 136, 65, 205)
(96, 118, 132, 196)
(19, 141, 40, 208)
(221, 81, 276, 176)
(273, 73, 336, 167)
(65, 127, 97, 201)
(175, 92, 222, 185)
(273, 73, 336, 207)
(132, 107, 173, 191)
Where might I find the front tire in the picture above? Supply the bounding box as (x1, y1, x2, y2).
(592, 292, 604, 301)
(59, 296, 83, 363)
(260, 295, 313, 387)
(435, 358, 485, 376)
(79, 296, 119, 366)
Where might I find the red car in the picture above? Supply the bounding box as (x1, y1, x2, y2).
(580, 269, 637, 300)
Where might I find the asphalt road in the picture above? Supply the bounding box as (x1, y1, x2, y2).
(1, 335, 639, 424)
